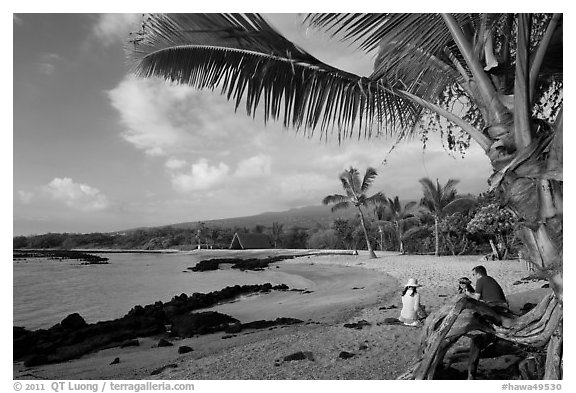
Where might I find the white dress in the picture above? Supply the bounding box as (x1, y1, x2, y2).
(399, 292, 420, 323)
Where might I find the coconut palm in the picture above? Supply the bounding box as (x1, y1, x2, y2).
(418, 178, 476, 256)
(375, 196, 420, 254)
(127, 13, 563, 380)
(322, 167, 386, 258)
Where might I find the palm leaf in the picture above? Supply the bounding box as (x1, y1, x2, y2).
(365, 191, 387, 206)
(360, 167, 378, 192)
(399, 216, 421, 232)
(401, 226, 432, 241)
(340, 167, 362, 195)
(443, 197, 477, 215)
(440, 178, 460, 206)
(305, 14, 486, 106)
(330, 201, 352, 213)
(403, 201, 418, 214)
(418, 177, 441, 213)
(127, 13, 420, 141)
(322, 194, 348, 206)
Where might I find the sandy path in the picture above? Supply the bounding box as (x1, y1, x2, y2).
(14, 251, 549, 380)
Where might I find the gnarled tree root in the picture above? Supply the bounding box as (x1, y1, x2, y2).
(398, 293, 562, 380)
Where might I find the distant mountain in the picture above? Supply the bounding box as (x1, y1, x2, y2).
(122, 205, 359, 233)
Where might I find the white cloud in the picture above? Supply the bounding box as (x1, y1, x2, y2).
(43, 177, 110, 212)
(38, 63, 55, 75)
(108, 76, 278, 159)
(93, 14, 141, 46)
(170, 159, 230, 192)
(234, 154, 272, 179)
(108, 77, 199, 156)
(18, 191, 34, 205)
(165, 158, 188, 170)
(37, 53, 63, 75)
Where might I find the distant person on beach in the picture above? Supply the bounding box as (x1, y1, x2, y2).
(466, 265, 508, 309)
(399, 278, 426, 326)
(457, 277, 475, 294)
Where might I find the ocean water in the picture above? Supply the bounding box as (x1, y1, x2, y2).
(13, 253, 291, 330)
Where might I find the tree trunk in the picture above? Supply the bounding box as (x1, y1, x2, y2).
(358, 208, 377, 258)
(434, 216, 440, 256)
(489, 238, 499, 260)
(399, 294, 562, 380)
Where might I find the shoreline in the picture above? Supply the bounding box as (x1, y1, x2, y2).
(14, 250, 550, 380)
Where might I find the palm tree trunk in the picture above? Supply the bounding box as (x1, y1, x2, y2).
(358, 208, 377, 258)
(434, 216, 440, 257)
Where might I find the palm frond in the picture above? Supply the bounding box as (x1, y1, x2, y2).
(322, 194, 349, 206)
(331, 201, 352, 213)
(127, 13, 420, 141)
(340, 167, 362, 195)
(403, 201, 418, 214)
(305, 14, 482, 106)
(418, 177, 441, 213)
(401, 226, 432, 241)
(360, 167, 378, 192)
(399, 216, 421, 232)
(440, 178, 460, 206)
(443, 197, 477, 215)
(365, 191, 387, 206)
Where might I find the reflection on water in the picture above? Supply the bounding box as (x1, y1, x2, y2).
(13, 253, 286, 330)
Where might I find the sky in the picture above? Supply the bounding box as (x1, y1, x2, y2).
(12, 13, 497, 236)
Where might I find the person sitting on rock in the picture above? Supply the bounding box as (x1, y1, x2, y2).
(457, 277, 475, 294)
(466, 265, 508, 310)
(399, 278, 426, 326)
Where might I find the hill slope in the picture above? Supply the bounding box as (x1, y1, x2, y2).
(124, 205, 359, 233)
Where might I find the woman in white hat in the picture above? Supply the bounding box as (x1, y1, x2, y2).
(399, 278, 424, 326)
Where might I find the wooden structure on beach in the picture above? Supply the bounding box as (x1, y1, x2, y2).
(229, 233, 272, 249)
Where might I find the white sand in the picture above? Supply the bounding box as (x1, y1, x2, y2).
(14, 251, 549, 380)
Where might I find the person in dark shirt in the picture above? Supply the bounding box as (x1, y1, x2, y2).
(466, 265, 508, 308)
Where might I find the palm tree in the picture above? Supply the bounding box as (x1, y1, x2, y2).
(418, 178, 476, 256)
(127, 13, 563, 379)
(322, 167, 385, 258)
(375, 196, 420, 254)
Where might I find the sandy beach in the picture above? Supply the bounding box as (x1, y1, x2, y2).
(13, 250, 549, 380)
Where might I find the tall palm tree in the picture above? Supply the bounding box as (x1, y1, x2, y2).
(375, 196, 420, 254)
(127, 13, 563, 379)
(418, 178, 476, 256)
(322, 167, 385, 258)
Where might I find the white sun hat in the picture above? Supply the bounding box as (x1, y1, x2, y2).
(405, 278, 422, 287)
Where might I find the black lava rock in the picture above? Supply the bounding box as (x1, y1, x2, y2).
(157, 338, 173, 347)
(283, 351, 314, 362)
(170, 311, 239, 337)
(343, 320, 371, 330)
(120, 339, 139, 348)
(178, 346, 193, 354)
(338, 351, 355, 359)
(60, 313, 88, 330)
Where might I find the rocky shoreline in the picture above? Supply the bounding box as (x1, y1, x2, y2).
(14, 282, 305, 367)
(13, 250, 109, 264)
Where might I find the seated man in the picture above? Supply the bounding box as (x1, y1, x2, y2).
(466, 265, 508, 309)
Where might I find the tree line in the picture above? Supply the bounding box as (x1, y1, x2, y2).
(13, 176, 518, 259)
